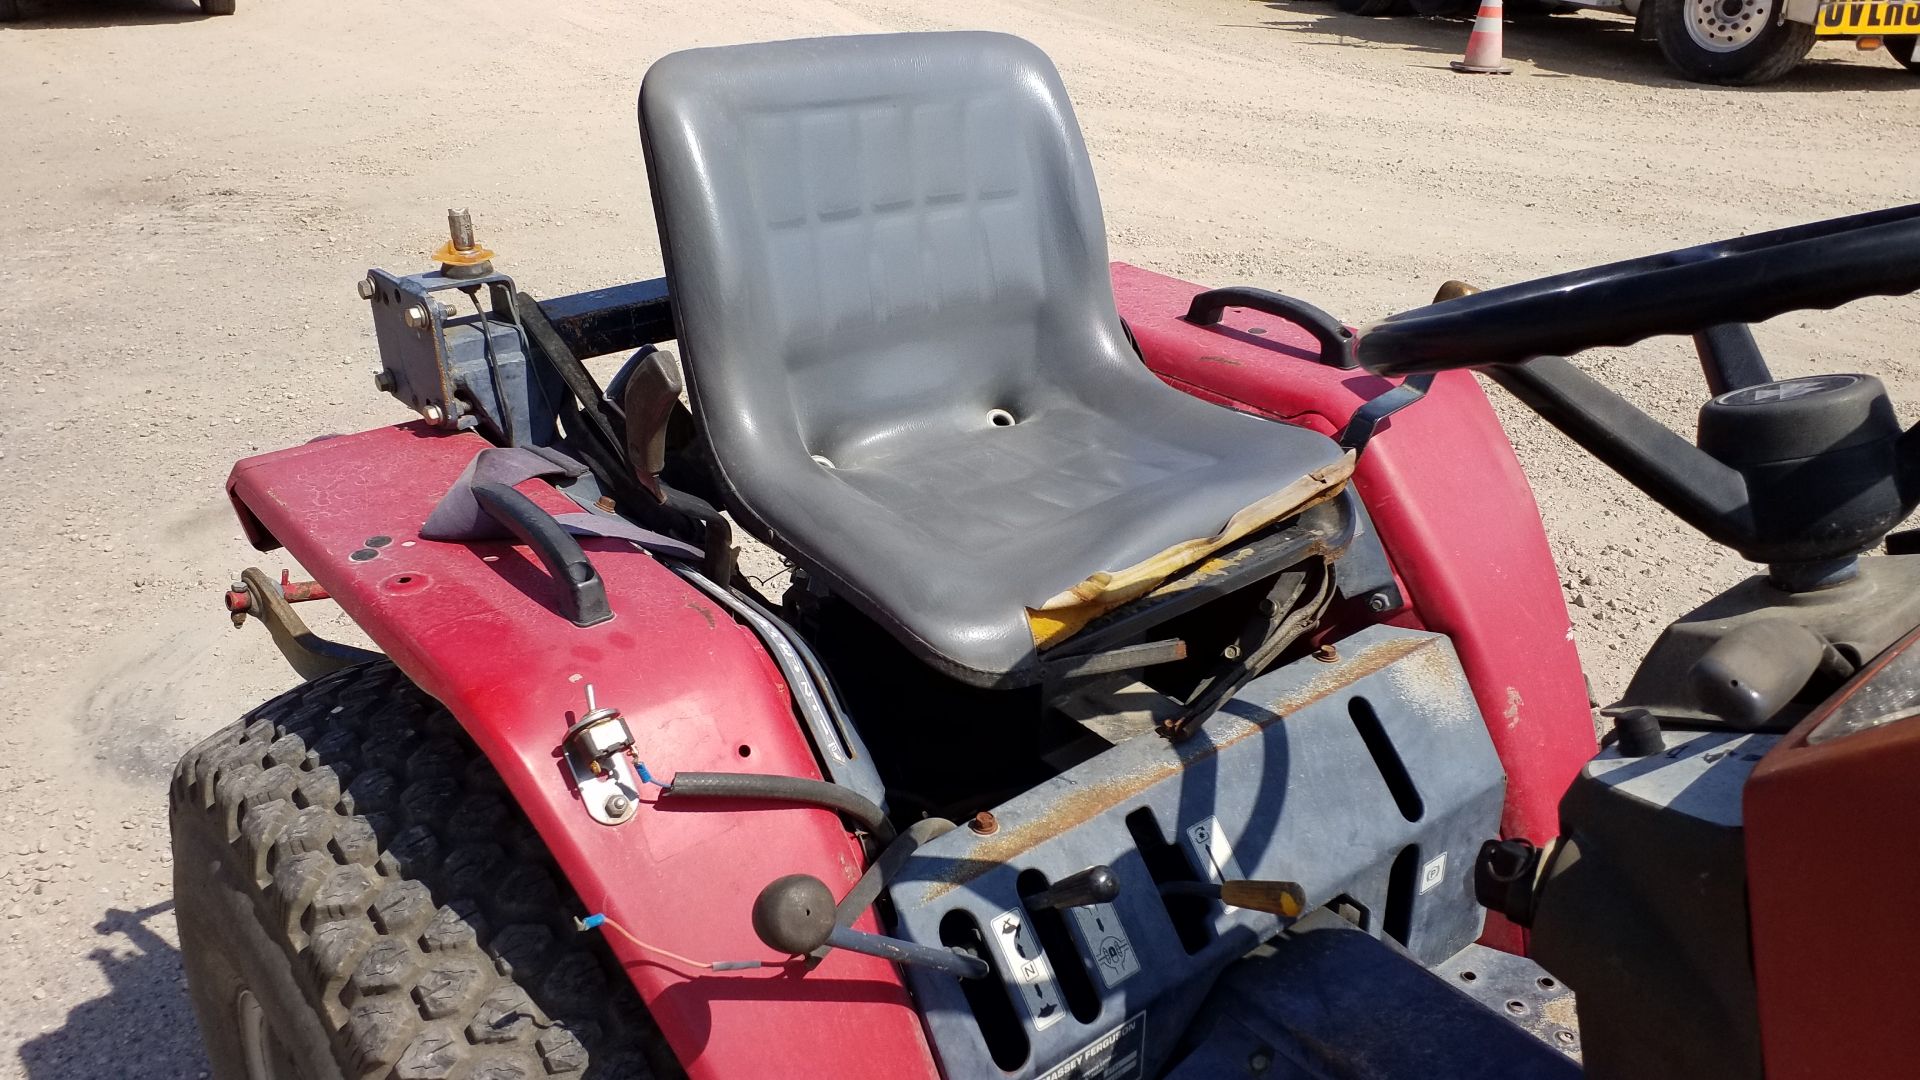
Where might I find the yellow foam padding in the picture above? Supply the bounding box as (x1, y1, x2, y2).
(1026, 451, 1357, 649)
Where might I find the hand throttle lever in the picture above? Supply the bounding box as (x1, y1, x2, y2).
(1160, 878, 1308, 920)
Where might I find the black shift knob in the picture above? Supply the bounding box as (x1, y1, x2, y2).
(752, 873, 836, 953)
(1024, 866, 1120, 911)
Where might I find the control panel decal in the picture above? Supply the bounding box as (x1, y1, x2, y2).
(990, 908, 1066, 1031)
(1037, 1013, 1146, 1080)
(1070, 903, 1141, 989)
(1184, 816, 1247, 911)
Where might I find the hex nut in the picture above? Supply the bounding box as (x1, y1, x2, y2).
(356, 277, 376, 300)
(404, 304, 430, 329)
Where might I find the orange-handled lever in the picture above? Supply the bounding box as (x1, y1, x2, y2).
(1220, 880, 1308, 919)
(1160, 879, 1308, 921)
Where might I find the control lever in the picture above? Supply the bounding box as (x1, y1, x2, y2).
(1023, 865, 1120, 912)
(1160, 878, 1308, 920)
(753, 874, 990, 980)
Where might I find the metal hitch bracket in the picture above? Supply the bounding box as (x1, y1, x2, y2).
(226, 566, 382, 681)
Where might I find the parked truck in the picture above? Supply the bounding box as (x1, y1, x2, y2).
(1337, 0, 1920, 84)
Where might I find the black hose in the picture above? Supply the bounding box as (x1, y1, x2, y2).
(662, 771, 895, 843)
(835, 817, 955, 929)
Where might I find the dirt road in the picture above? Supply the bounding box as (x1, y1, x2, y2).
(1, 0, 1916, 1074)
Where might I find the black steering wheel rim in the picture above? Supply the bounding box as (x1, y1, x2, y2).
(1359, 202, 1920, 377)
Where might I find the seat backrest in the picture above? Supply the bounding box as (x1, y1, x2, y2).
(638, 32, 1139, 540)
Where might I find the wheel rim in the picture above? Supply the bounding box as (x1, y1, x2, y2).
(234, 989, 303, 1080)
(1685, 0, 1773, 52)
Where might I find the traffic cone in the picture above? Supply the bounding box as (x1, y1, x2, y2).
(1450, 0, 1514, 74)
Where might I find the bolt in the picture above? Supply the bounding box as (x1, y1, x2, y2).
(1247, 1051, 1272, 1075)
(373, 370, 396, 393)
(435, 299, 458, 321)
(969, 811, 999, 835)
(1314, 643, 1339, 663)
(447, 208, 477, 252)
(604, 793, 632, 817)
(420, 404, 444, 426)
(230, 580, 247, 594)
(1555, 1030, 1576, 1046)
(356, 276, 376, 300)
(404, 304, 430, 329)
(1222, 643, 1243, 661)
(1367, 592, 1393, 613)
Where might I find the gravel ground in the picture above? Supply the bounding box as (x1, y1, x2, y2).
(2, 0, 1917, 1075)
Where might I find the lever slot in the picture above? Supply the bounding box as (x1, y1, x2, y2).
(939, 909, 1029, 1071)
(1016, 869, 1102, 1023)
(1125, 808, 1211, 954)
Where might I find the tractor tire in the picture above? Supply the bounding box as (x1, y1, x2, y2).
(1889, 36, 1920, 72)
(1651, 0, 1814, 83)
(170, 662, 674, 1080)
(200, 0, 238, 13)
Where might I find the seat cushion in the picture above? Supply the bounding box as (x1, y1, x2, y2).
(639, 32, 1346, 684)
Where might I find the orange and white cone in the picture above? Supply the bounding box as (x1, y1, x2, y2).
(1450, 0, 1514, 74)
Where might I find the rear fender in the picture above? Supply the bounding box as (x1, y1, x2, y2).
(1113, 264, 1598, 950)
(226, 424, 936, 1080)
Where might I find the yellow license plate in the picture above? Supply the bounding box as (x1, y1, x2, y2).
(1815, 0, 1920, 34)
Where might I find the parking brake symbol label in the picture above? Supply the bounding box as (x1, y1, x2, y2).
(990, 909, 1065, 1031)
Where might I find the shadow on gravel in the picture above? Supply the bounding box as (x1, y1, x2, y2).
(1252, 0, 1916, 91)
(17, 902, 209, 1080)
(1, 0, 210, 28)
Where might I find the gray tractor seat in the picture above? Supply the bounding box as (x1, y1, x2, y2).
(639, 32, 1346, 686)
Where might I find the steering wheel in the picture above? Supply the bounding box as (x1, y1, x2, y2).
(1358, 202, 1920, 376)
(1350, 202, 1920, 573)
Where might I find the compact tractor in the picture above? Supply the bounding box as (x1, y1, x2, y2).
(173, 31, 1920, 1080)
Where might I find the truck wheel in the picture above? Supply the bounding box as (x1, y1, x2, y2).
(1652, 0, 1815, 83)
(170, 662, 673, 1080)
(1889, 36, 1920, 71)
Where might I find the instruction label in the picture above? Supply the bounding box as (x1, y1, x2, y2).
(989, 908, 1065, 1031)
(1069, 903, 1140, 989)
(1419, 852, 1448, 895)
(1183, 816, 1246, 912)
(1037, 1012, 1146, 1080)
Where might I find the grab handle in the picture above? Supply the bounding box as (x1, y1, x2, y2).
(471, 481, 613, 627)
(1184, 286, 1359, 369)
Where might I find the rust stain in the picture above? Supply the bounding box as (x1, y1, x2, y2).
(1260, 635, 1430, 718)
(917, 634, 1433, 900)
(1193, 354, 1244, 367)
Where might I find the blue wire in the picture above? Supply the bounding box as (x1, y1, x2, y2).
(634, 761, 667, 788)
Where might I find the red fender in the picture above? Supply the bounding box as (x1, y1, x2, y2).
(227, 423, 938, 1080)
(1111, 263, 1597, 952)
